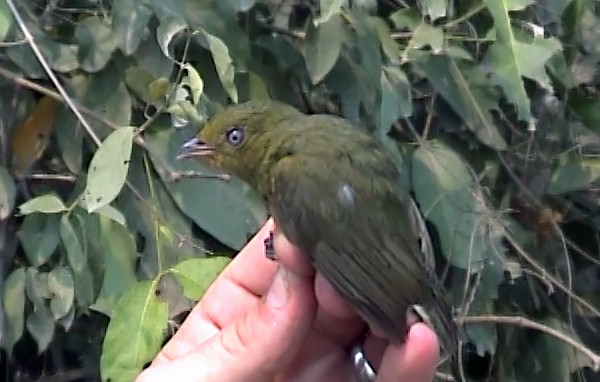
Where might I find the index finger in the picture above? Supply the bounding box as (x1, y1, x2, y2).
(153, 219, 279, 363)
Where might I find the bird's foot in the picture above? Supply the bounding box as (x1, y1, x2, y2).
(264, 230, 277, 260)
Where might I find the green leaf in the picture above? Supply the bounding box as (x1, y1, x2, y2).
(60, 213, 96, 308)
(100, 280, 168, 382)
(323, 11, 381, 123)
(6, 34, 79, 78)
(95, 204, 127, 226)
(144, 118, 267, 250)
(182, 64, 204, 105)
(117, 150, 200, 276)
(48, 266, 75, 320)
(380, 65, 412, 131)
(412, 141, 505, 269)
(26, 307, 55, 354)
(56, 107, 83, 174)
(315, 0, 347, 25)
(112, 0, 153, 55)
(71, 68, 133, 140)
(0, 0, 13, 42)
(454, 252, 505, 356)
(483, 0, 561, 122)
(57, 306, 75, 331)
(562, 0, 590, 62)
(83, 126, 136, 213)
(419, 0, 447, 21)
(518, 317, 591, 380)
(60, 214, 85, 272)
(248, 71, 270, 100)
(171, 257, 231, 300)
(25, 269, 55, 354)
(196, 29, 238, 103)
(416, 54, 507, 150)
(18, 194, 67, 215)
(75, 16, 117, 72)
(156, 16, 187, 59)
(0, 165, 16, 219)
(464, 298, 498, 356)
(570, 92, 600, 133)
(375, 19, 401, 65)
(148, 78, 172, 103)
(403, 22, 444, 58)
(1, 268, 26, 353)
(18, 214, 61, 266)
(303, 13, 344, 85)
(125, 66, 157, 103)
(547, 154, 600, 194)
(89, 216, 137, 316)
(389, 8, 421, 30)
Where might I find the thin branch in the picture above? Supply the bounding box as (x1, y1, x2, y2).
(0, 38, 27, 47)
(23, 173, 76, 182)
(168, 171, 230, 183)
(390, 31, 412, 39)
(458, 340, 467, 382)
(435, 371, 455, 381)
(498, 151, 598, 307)
(421, 93, 436, 140)
(257, 21, 306, 39)
(0, 67, 225, 184)
(6, 0, 101, 146)
(457, 315, 600, 372)
(2, 5, 218, 256)
(505, 233, 600, 318)
(396, 119, 424, 145)
(137, 30, 192, 134)
(444, 3, 486, 28)
(34, 367, 96, 382)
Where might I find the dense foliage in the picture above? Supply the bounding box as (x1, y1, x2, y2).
(1, 0, 600, 381)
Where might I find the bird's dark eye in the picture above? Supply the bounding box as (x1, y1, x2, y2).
(225, 125, 246, 147)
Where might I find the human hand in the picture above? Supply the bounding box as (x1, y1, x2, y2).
(136, 219, 440, 382)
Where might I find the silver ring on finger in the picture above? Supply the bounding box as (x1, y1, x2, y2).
(350, 341, 377, 382)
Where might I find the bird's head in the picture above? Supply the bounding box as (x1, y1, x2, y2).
(177, 100, 302, 187)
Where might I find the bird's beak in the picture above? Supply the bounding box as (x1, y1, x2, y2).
(177, 137, 215, 160)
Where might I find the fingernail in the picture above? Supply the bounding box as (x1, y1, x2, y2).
(266, 265, 289, 308)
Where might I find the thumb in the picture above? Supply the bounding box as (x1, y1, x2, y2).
(137, 265, 317, 382)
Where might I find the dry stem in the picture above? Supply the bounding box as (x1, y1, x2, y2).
(457, 315, 600, 372)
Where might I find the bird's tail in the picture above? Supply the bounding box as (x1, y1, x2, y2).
(407, 197, 461, 378)
(414, 297, 460, 379)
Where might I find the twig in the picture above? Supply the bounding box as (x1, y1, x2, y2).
(435, 371, 455, 381)
(137, 30, 192, 134)
(444, 3, 486, 28)
(23, 173, 76, 182)
(0, 38, 27, 47)
(168, 171, 231, 183)
(257, 21, 306, 39)
(390, 31, 412, 39)
(498, 152, 598, 319)
(395, 120, 424, 145)
(505, 233, 600, 318)
(458, 340, 467, 382)
(34, 367, 96, 382)
(2, 5, 216, 256)
(6, 0, 101, 146)
(421, 93, 436, 140)
(456, 315, 600, 372)
(0, 67, 224, 188)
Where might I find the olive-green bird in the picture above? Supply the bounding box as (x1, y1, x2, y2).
(179, 100, 457, 361)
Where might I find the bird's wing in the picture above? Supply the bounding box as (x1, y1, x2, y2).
(266, 154, 432, 342)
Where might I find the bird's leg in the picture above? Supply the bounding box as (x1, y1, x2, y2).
(264, 230, 277, 260)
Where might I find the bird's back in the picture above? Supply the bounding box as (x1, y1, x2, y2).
(263, 113, 441, 342)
